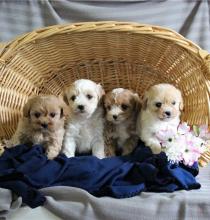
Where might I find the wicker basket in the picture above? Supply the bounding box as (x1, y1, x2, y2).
(0, 21, 210, 165)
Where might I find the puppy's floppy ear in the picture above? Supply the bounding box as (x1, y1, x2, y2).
(179, 97, 184, 111)
(132, 93, 141, 112)
(101, 95, 106, 109)
(142, 92, 148, 110)
(58, 97, 69, 118)
(63, 90, 69, 105)
(176, 88, 184, 111)
(97, 83, 105, 100)
(23, 98, 33, 117)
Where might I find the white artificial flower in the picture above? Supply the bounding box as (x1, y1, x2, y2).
(156, 122, 209, 166)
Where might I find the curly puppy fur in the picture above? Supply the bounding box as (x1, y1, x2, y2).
(62, 79, 105, 158)
(137, 83, 183, 154)
(104, 88, 141, 156)
(9, 95, 68, 159)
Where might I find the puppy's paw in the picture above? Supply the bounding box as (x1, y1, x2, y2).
(150, 144, 162, 154)
(0, 145, 5, 156)
(122, 137, 138, 155)
(0, 139, 7, 155)
(93, 150, 105, 159)
(104, 143, 116, 157)
(3, 139, 17, 148)
(92, 142, 105, 159)
(146, 140, 162, 154)
(46, 149, 59, 160)
(62, 149, 75, 158)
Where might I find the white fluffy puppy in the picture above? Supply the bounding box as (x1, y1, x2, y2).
(137, 83, 183, 154)
(62, 79, 105, 158)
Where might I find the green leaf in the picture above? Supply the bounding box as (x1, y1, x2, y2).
(193, 125, 199, 136)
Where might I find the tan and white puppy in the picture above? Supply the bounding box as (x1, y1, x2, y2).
(62, 79, 105, 158)
(9, 95, 68, 159)
(104, 88, 141, 155)
(137, 83, 183, 154)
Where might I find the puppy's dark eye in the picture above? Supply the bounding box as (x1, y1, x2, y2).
(71, 95, 76, 101)
(87, 94, 93, 100)
(172, 101, 176, 105)
(34, 112, 41, 118)
(155, 102, 162, 108)
(50, 113, 56, 118)
(121, 104, 128, 111)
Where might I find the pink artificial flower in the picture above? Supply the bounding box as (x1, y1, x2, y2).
(156, 128, 175, 145)
(198, 125, 210, 140)
(182, 149, 200, 166)
(176, 135, 187, 150)
(178, 122, 190, 135)
(184, 133, 194, 148)
(155, 122, 208, 166)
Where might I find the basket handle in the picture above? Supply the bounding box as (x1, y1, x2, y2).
(202, 53, 210, 128)
(0, 42, 7, 63)
(0, 42, 6, 50)
(198, 49, 210, 93)
(203, 54, 210, 93)
(205, 55, 210, 79)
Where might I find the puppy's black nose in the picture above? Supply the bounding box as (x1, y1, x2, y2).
(113, 115, 118, 120)
(78, 105, 84, 111)
(165, 111, 171, 116)
(41, 123, 48, 129)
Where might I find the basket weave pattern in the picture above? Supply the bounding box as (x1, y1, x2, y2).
(0, 21, 210, 164)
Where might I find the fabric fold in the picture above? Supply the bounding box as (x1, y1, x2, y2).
(0, 141, 200, 208)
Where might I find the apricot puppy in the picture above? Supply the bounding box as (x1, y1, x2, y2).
(9, 95, 68, 159)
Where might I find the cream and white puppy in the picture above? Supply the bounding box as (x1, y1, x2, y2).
(137, 83, 183, 154)
(104, 88, 141, 156)
(62, 79, 105, 158)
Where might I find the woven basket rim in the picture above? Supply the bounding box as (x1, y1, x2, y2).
(0, 21, 209, 63)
